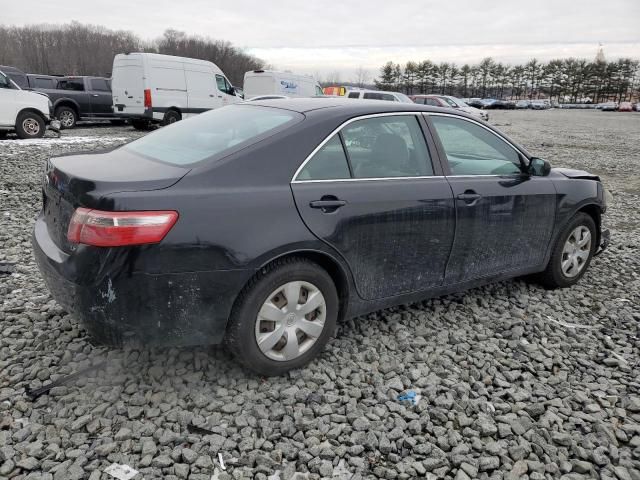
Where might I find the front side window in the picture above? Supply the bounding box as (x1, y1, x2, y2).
(342, 116, 433, 178)
(124, 105, 301, 166)
(0, 73, 11, 89)
(430, 115, 522, 175)
(348, 92, 360, 99)
(315, 85, 323, 96)
(296, 135, 350, 180)
(215, 75, 233, 94)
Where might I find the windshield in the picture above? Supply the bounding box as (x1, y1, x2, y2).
(124, 104, 302, 166)
(444, 97, 467, 107)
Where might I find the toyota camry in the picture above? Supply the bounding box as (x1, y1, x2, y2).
(33, 98, 609, 375)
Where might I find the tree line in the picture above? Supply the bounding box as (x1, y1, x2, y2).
(375, 57, 640, 103)
(0, 22, 264, 86)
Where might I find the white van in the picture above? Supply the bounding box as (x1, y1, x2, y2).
(0, 69, 57, 139)
(243, 70, 323, 100)
(112, 53, 241, 130)
(344, 88, 414, 103)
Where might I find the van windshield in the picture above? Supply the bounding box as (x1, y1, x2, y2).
(123, 105, 302, 166)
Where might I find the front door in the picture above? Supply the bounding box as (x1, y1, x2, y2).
(427, 113, 557, 284)
(185, 68, 221, 118)
(292, 114, 455, 300)
(0, 73, 18, 126)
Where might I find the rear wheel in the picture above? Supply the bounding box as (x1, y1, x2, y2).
(538, 213, 596, 288)
(0, 131, 7, 140)
(15, 112, 45, 139)
(110, 119, 127, 126)
(132, 119, 152, 131)
(161, 109, 181, 126)
(226, 258, 338, 376)
(55, 106, 77, 129)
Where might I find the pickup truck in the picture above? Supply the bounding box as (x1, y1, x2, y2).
(31, 76, 122, 129)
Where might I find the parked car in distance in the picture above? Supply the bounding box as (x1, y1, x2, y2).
(243, 70, 323, 100)
(26, 74, 60, 90)
(618, 102, 633, 112)
(31, 75, 119, 129)
(0, 69, 58, 139)
(0, 65, 29, 89)
(33, 98, 610, 375)
(598, 102, 618, 111)
(530, 100, 551, 110)
(411, 94, 489, 121)
(515, 100, 530, 109)
(112, 53, 241, 130)
(465, 98, 484, 108)
(345, 88, 414, 103)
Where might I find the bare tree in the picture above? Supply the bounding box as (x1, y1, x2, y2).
(353, 66, 369, 88)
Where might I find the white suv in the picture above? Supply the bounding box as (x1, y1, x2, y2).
(0, 69, 56, 139)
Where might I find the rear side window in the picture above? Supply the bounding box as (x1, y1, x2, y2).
(342, 116, 433, 178)
(348, 92, 360, 99)
(124, 105, 301, 166)
(32, 77, 55, 89)
(296, 136, 350, 180)
(90, 78, 110, 91)
(58, 79, 85, 91)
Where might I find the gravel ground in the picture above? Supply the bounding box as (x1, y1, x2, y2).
(1, 111, 639, 480)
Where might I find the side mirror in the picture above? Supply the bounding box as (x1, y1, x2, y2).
(529, 157, 551, 176)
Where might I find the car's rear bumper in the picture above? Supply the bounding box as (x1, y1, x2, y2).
(32, 213, 249, 347)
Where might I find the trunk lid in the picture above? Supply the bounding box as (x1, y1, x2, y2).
(43, 148, 188, 252)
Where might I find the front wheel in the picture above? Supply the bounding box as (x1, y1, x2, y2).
(131, 119, 152, 131)
(15, 112, 45, 139)
(538, 213, 596, 289)
(226, 258, 339, 376)
(161, 109, 181, 126)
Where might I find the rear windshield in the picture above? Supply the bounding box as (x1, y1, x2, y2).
(123, 104, 302, 166)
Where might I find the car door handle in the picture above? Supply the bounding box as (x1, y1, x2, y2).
(457, 191, 482, 205)
(310, 200, 346, 209)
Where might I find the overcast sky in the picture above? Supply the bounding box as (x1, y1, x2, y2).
(4, 0, 639, 80)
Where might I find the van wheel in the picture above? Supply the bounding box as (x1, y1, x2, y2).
(162, 110, 181, 126)
(15, 112, 45, 139)
(132, 119, 152, 131)
(55, 106, 77, 129)
(0, 131, 7, 140)
(226, 258, 338, 376)
(110, 119, 127, 126)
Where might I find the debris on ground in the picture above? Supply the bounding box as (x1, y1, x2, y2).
(104, 463, 139, 480)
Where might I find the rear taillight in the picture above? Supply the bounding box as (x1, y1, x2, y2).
(67, 208, 178, 247)
(144, 89, 152, 109)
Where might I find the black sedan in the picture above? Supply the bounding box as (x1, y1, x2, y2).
(33, 99, 609, 375)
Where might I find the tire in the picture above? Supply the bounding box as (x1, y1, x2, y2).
(55, 106, 77, 129)
(15, 111, 45, 139)
(226, 258, 339, 376)
(538, 212, 597, 289)
(0, 131, 7, 140)
(109, 119, 127, 126)
(132, 119, 152, 131)
(161, 109, 181, 126)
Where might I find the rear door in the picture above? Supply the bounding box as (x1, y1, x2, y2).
(0, 72, 17, 126)
(426, 113, 557, 284)
(87, 78, 113, 116)
(291, 113, 455, 300)
(112, 56, 145, 115)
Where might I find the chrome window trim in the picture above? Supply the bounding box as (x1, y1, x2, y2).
(292, 175, 446, 184)
(291, 112, 429, 183)
(425, 111, 529, 162)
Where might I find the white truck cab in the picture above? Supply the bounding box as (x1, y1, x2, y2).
(111, 53, 241, 130)
(243, 70, 323, 100)
(0, 70, 55, 139)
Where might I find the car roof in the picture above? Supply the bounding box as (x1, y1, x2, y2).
(245, 97, 450, 115)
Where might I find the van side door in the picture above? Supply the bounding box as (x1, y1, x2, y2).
(184, 66, 220, 116)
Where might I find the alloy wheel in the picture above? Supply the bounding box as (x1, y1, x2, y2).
(561, 226, 591, 278)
